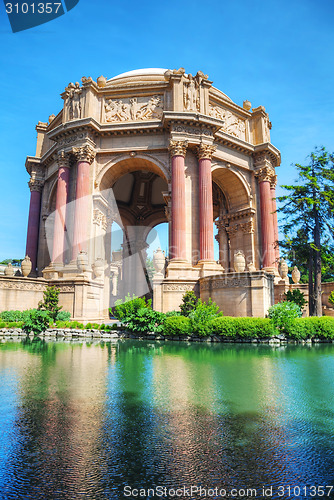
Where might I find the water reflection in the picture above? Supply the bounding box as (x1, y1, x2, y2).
(0, 340, 333, 499)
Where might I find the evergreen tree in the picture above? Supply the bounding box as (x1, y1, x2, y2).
(38, 285, 62, 322)
(278, 147, 334, 316)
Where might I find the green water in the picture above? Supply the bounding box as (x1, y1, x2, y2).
(0, 339, 334, 499)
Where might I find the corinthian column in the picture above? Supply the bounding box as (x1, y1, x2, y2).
(255, 164, 276, 270)
(197, 144, 216, 262)
(26, 178, 44, 274)
(168, 140, 188, 260)
(270, 175, 279, 267)
(71, 144, 96, 261)
(52, 151, 70, 264)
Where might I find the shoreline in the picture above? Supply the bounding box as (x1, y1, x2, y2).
(1, 328, 334, 345)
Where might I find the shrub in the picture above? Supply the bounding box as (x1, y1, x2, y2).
(164, 315, 191, 336)
(38, 286, 62, 322)
(113, 294, 150, 323)
(210, 317, 274, 338)
(268, 301, 302, 333)
(125, 307, 165, 334)
(189, 298, 223, 336)
(23, 310, 50, 335)
(0, 310, 24, 322)
(165, 310, 181, 318)
(284, 289, 307, 309)
(56, 311, 71, 321)
(55, 320, 72, 329)
(284, 317, 334, 339)
(180, 291, 198, 316)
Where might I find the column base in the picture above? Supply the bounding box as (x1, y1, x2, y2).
(195, 260, 225, 278)
(166, 259, 194, 279)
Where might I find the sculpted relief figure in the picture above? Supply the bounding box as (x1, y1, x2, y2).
(104, 95, 164, 122)
(209, 105, 246, 140)
(66, 82, 82, 120)
(184, 74, 199, 111)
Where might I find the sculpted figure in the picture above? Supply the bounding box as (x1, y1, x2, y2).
(184, 75, 198, 111)
(105, 99, 118, 121)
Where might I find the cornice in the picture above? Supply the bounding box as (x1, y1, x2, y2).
(253, 143, 281, 167)
(214, 131, 254, 156)
(162, 111, 223, 133)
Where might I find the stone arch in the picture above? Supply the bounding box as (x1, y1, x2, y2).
(97, 153, 169, 191)
(211, 163, 251, 212)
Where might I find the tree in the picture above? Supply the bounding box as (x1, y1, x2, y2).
(180, 291, 198, 316)
(278, 147, 334, 316)
(38, 285, 62, 322)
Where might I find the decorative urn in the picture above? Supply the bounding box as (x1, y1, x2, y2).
(21, 255, 32, 277)
(279, 259, 289, 279)
(243, 100, 252, 111)
(93, 258, 104, 278)
(247, 261, 256, 272)
(97, 75, 107, 88)
(77, 251, 89, 273)
(4, 263, 15, 276)
(291, 266, 301, 284)
(153, 247, 165, 276)
(234, 250, 246, 273)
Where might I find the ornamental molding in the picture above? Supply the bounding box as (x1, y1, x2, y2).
(208, 105, 246, 140)
(196, 144, 216, 160)
(222, 208, 255, 224)
(28, 178, 44, 193)
(163, 283, 196, 292)
(170, 123, 213, 137)
(57, 150, 71, 169)
(200, 277, 249, 290)
(255, 165, 276, 183)
(270, 174, 277, 189)
(0, 280, 47, 291)
(168, 140, 188, 157)
(104, 95, 164, 123)
(93, 208, 107, 230)
(72, 144, 96, 164)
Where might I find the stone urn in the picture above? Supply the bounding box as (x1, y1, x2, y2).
(234, 251, 246, 273)
(279, 259, 289, 279)
(4, 263, 14, 276)
(21, 255, 32, 277)
(97, 75, 107, 88)
(153, 247, 165, 276)
(77, 251, 89, 273)
(247, 261, 256, 272)
(292, 266, 301, 284)
(93, 258, 104, 278)
(243, 100, 252, 111)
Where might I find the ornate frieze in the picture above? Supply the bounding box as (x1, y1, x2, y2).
(163, 283, 196, 292)
(104, 95, 164, 122)
(0, 280, 46, 291)
(209, 105, 246, 140)
(196, 144, 216, 160)
(72, 144, 96, 164)
(170, 123, 213, 137)
(200, 277, 249, 290)
(168, 140, 188, 157)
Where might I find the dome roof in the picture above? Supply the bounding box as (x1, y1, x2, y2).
(107, 68, 169, 84)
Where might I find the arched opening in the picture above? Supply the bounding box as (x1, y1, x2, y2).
(100, 158, 168, 304)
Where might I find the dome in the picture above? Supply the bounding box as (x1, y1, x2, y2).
(107, 68, 169, 84)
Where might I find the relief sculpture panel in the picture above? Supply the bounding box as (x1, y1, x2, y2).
(104, 95, 164, 122)
(209, 105, 246, 140)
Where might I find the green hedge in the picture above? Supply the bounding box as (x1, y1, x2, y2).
(209, 317, 274, 338)
(284, 317, 334, 339)
(163, 316, 191, 336)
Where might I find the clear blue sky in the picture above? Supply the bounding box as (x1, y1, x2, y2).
(0, 0, 333, 261)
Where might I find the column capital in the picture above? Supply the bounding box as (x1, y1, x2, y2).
(168, 140, 188, 157)
(196, 144, 216, 160)
(72, 144, 96, 164)
(255, 165, 276, 183)
(57, 150, 71, 169)
(28, 178, 44, 192)
(270, 174, 277, 189)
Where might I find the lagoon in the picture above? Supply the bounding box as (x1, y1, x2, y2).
(0, 340, 333, 499)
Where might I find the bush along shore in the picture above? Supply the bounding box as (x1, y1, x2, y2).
(1, 291, 334, 344)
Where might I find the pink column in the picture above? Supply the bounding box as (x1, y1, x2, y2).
(197, 144, 216, 262)
(26, 181, 43, 273)
(72, 145, 96, 261)
(270, 178, 280, 267)
(52, 152, 70, 264)
(169, 141, 187, 260)
(258, 170, 276, 269)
